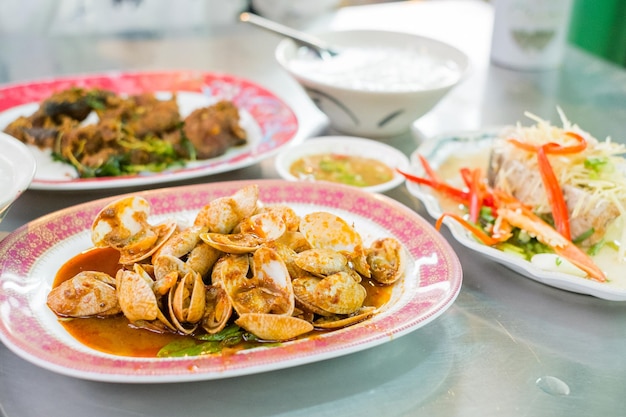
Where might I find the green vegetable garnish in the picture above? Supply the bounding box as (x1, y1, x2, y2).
(572, 228, 595, 244)
(587, 239, 606, 257)
(156, 325, 273, 358)
(584, 157, 608, 172)
(318, 157, 368, 187)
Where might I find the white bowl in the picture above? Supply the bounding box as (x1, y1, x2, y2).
(251, 0, 341, 24)
(0, 132, 36, 220)
(275, 29, 469, 138)
(274, 135, 409, 193)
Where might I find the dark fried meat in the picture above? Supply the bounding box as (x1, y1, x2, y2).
(127, 95, 181, 138)
(3, 87, 112, 147)
(3, 116, 47, 145)
(3, 89, 247, 177)
(4, 115, 78, 149)
(41, 88, 111, 122)
(97, 93, 181, 138)
(179, 100, 247, 159)
(60, 119, 122, 168)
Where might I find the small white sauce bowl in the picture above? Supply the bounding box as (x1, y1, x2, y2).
(0, 132, 36, 220)
(275, 29, 469, 138)
(275, 136, 409, 193)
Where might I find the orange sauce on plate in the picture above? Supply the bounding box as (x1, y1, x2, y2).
(54, 247, 187, 357)
(52, 247, 394, 357)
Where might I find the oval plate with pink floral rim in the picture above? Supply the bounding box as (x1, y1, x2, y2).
(0, 179, 462, 383)
(0, 70, 299, 190)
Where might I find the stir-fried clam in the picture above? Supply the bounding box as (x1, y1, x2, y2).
(91, 196, 177, 265)
(46, 184, 407, 346)
(47, 271, 121, 317)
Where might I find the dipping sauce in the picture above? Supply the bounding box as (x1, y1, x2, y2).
(288, 46, 463, 92)
(289, 153, 395, 187)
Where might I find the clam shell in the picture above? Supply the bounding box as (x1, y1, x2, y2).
(235, 313, 313, 341)
(294, 248, 348, 276)
(313, 306, 376, 330)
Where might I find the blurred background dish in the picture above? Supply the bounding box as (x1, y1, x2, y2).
(275, 29, 469, 138)
(251, 0, 341, 27)
(0, 70, 300, 191)
(0, 132, 36, 222)
(275, 135, 409, 193)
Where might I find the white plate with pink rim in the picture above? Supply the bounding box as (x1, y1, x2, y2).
(0, 179, 462, 383)
(405, 129, 626, 301)
(0, 70, 300, 191)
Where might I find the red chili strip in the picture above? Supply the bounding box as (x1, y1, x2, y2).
(545, 131, 587, 154)
(397, 168, 470, 203)
(506, 130, 587, 241)
(507, 130, 587, 155)
(459, 167, 473, 188)
(537, 146, 571, 240)
(436, 212, 503, 246)
(468, 168, 483, 224)
(417, 153, 440, 181)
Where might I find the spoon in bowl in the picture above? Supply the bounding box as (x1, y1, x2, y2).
(239, 12, 340, 60)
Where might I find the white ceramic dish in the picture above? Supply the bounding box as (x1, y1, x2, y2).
(0, 179, 462, 382)
(275, 136, 409, 193)
(0, 132, 36, 218)
(0, 70, 299, 191)
(405, 129, 626, 301)
(275, 29, 469, 137)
